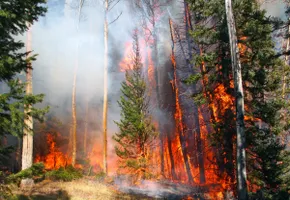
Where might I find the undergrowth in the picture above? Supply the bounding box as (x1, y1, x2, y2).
(45, 165, 82, 181)
(6, 162, 45, 185)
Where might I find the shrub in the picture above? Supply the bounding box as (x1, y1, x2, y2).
(45, 165, 82, 182)
(6, 162, 45, 184)
(95, 171, 106, 181)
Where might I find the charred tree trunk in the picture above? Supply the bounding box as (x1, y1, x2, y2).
(150, 1, 164, 176)
(103, 0, 109, 174)
(169, 19, 194, 184)
(225, 0, 248, 199)
(21, 25, 34, 187)
(184, 1, 205, 184)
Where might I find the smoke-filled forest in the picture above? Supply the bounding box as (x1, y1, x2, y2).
(1, 0, 290, 199)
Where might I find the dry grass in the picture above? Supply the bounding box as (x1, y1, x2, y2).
(12, 177, 154, 200)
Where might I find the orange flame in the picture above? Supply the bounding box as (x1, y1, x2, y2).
(87, 141, 103, 173)
(34, 133, 71, 170)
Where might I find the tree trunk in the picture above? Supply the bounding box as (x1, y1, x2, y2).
(84, 100, 89, 154)
(103, 0, 109, 174)
(21, 25, 34, 187)
(15, 138, 22, 172)
(149, 0, 164, 175)
(225, 0, 248, 199)
(169, 19, 194, 184)
(184, 1, 205, 184)
(71, 0, 84, 167)
(71, 64, 77, 166)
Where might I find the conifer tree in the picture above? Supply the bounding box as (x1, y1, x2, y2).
(114, 31, 158, 181)
(187, 0, 290, 197)
(0, 0, 48, 166)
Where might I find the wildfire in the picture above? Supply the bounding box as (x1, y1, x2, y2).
(119, 39, 147, 72)
(210, 83, 234, 122)
(87, 141, 102, 173)
(34, 133, 71, 170)
(119, 42, 133, 72)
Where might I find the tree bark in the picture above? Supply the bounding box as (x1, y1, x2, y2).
(103, 0, 109, 174)
(225, 0, 248, 199)
(21, 25, 34, 187)
(169, 18, 194, 184)
(71, 0, 84, 167)
(184, 1, 205, 184)
(71, 63, 77, 166)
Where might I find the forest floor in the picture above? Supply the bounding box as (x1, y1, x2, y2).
(11, 177, 155, 200)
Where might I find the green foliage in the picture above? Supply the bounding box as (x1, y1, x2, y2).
(0, 0, 48, 164)
(95, 171, 106, 181)
(45, 166, 82, 182)
(6, 162, 45, 184)
(0, 146, 14, 165)
(184, 74, 201, 85)
(113, 32, 157, 178)
(249, 188, 290, 200)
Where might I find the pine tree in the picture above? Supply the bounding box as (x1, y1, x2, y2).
(113, 31, 158, 181)
(0, 1, 48, 166)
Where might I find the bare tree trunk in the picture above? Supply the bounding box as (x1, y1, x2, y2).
(71, 0, 84, 167)
(15, 138, 22, 171)
(184, 1, 205, 184)
(71, 64, 77, 166)
(84, 100, 89, 154)
(103, 0, 109, 174)
(21, 25, 34, 187)
(169, 19, 194, 184)
(225, 0, 248, 199)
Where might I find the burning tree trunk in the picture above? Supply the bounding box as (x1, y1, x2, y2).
(184, 1, 205, 184)
(21, 24, 33, 186)
(169, 18, 194, 184)
(151, 12, 163, 177)
(225, 0, 248, 199)
(103, 0, 109, 174)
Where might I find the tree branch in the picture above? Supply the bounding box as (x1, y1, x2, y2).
(108, 11, 122, 25)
